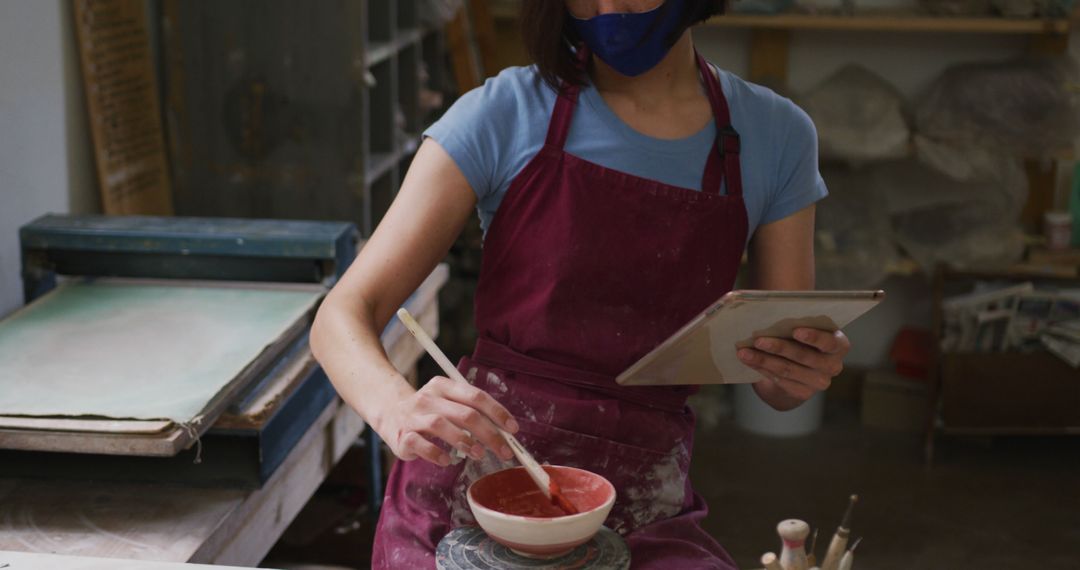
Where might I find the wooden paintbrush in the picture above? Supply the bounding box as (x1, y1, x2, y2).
(396, 308, 578, 515)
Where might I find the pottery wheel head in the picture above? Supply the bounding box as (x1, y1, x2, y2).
(435, 526, 630, 570)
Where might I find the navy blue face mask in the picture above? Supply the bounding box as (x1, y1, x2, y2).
(570, 0, 687, 77)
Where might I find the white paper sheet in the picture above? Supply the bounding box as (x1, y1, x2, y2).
(0, 280, 322, 422)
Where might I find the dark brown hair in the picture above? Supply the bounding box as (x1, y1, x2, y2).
(520, 0, 726, 89)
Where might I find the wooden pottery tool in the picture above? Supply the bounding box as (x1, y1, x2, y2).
(837, 537, 862, 570)
(821, 494, 859, 570)
(761, 552, 784, 570)
(777, 519, 811, 570)
(807, 528, 819, 567)
(396, 308, 578, 515)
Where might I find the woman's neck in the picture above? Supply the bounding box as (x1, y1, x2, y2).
(589, 31, 699, 103)
(585, 31, 711, 140)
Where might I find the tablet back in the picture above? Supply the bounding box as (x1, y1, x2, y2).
(616, 290, 885, 386)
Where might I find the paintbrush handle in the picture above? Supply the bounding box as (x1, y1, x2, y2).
(396, 308, 471, 384)
(395, 308, 552, 496)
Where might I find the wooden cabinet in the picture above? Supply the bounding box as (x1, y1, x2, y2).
(939, 352, 1080, 432)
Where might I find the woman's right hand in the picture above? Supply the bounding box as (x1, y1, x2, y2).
(377, 375, 520, 467)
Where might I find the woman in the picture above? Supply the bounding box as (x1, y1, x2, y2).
(311, 0, 849, 567)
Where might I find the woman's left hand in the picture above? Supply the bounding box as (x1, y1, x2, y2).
(737, 328, 851, 411)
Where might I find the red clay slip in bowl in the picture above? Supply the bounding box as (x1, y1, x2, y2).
(467, 465, 616, 558)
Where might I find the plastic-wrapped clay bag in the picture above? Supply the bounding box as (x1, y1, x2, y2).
(916, 56, 1080, 156)
(799, 65, 910, 164)
(417, 0, 464, 28)
(885, 145, 1028, 273)
(814, 165, 898, 290)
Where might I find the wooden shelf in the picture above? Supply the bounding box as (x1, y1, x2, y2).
(939, 265, 1080, 281)
(819, 138, 1076, 165)
(491, 5, 1071, 34)
(364, 134, 424, 186)
(399, 28, 423, 46)
(367, 41, 395, 67)
(367, 28, 428, 69)
(365, 152, 399, 186)
(885, 256, 923, 276)
(400, 132, 421, 155)
(707, 13, 1071, 34)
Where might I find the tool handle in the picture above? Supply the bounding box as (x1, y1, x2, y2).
(778, 519, 811, 541)
(761, 553, 784, 570)
(777, 519, 810, 570)
(821, 529, 849, 570)
(807, 528, 819, 567)
(837, 550, 854, 570)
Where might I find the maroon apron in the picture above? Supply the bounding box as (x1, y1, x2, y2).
(373, 52, 748, 569)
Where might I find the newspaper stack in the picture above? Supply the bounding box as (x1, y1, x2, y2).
(942, 282, 1080, 367)
(1043, 320, 1080, 367)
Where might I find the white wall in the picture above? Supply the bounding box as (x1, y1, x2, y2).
(0, 0, 98, 317)
(695, 25, 1080, 367)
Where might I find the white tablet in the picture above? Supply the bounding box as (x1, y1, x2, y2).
(616, 290, 886, 387)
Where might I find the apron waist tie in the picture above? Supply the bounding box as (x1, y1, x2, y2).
(472, 336, 691, 414)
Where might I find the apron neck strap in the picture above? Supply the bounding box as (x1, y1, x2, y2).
(546, 48, 744, 199)
(544, 46, 590, 149)
(697, 50, 743, 197)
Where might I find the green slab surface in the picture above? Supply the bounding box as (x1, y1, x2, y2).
(0, 279, 322, 422)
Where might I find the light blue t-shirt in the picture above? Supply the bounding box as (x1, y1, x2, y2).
(424, 64, 827, 240)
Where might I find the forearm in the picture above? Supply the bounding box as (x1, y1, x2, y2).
(310, 292, 414, 436)
(305, 139, 519, 465)
(310, 139, 477, 438)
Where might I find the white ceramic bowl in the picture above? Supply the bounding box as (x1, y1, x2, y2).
(467, 465, 616, 558)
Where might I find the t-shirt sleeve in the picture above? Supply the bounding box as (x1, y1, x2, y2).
(760, 102, 829, 225)
(422, 72, 523, 203)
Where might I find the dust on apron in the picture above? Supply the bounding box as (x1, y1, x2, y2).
(374, 51, 749, 569)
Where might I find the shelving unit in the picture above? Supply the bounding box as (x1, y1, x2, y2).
(704, 10, 1080, 461)
(163, 0, 451, 236)
(706, 10, 1072, 231)
(707, 13, 1071, 34)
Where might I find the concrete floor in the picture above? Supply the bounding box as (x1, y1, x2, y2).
(691, 388, 1080, 570)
